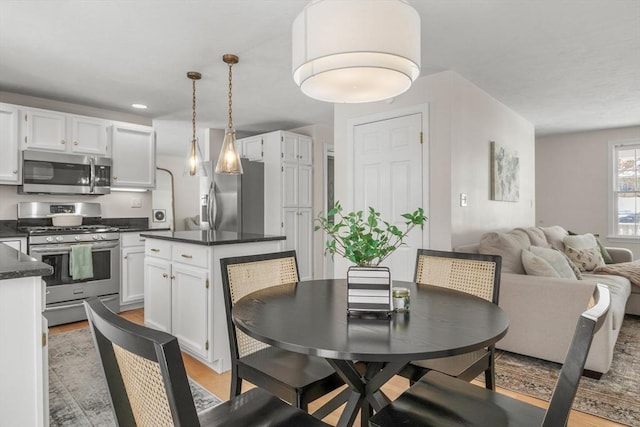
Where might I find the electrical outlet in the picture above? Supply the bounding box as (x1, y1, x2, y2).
(132, 198, 142, 208)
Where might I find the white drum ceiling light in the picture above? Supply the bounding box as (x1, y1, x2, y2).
(292, 0, 421, 104)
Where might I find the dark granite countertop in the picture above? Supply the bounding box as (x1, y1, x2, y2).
(0, 243, 53, 280)
(0, 220, 27, 239)
(140, 230, 286, 246)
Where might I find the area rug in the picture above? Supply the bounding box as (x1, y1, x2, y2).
(48, 327, 222, 426)
(494, 314, 639, 426)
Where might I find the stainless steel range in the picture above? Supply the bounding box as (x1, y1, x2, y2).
(18, 202, 120, 326)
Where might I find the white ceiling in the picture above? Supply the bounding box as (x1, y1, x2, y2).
(1, 0, 639, 155)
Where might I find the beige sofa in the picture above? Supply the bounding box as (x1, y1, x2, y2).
(456, 225, 635, 377)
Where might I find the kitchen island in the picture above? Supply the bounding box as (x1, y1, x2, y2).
(140, 230, 285, 372)
(0, 243, 53, 427)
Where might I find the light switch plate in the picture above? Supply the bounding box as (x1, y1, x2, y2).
(460, 193, 468, 207)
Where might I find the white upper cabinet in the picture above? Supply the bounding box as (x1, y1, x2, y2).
(239, 135, 264, 161)
(22, 108, 67, 152)
(69, 115, 108, 155)
(0, 103, 20, 184)
(21, 107, 108, 156)
(110, 123, 156, 189)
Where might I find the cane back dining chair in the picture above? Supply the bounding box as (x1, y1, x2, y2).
(398, 249, 502, 389)
(220, 250, 346, 416)
(371, 283, 611, 427)
(83, 297, 329, 427)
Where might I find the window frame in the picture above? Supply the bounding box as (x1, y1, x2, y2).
(608, 139, 640, 241)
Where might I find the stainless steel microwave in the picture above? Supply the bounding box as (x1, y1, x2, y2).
(18, 150, 112, 195)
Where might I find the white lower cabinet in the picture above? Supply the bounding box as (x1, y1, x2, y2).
(143, 256, 172, 333)
(120, 232, 146, 310)
(171, 263, 209, 360)
(0, 237, 27, 253)
(144, 239, 210, 361)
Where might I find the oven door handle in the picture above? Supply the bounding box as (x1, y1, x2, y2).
(45, 294, 119, 311)
(31, 241, 120, 254)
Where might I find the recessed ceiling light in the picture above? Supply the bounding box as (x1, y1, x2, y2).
(131, 103, 147, 109)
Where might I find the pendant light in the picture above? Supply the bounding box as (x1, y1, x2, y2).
(215, 54, 243, 175)
(184, 71, 207, 177)
(292, 0, 421, 103)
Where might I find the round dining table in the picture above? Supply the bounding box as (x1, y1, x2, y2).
(232, 279, 509, 427)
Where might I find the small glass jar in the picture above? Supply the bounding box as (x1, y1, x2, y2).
(392, 287, 410, 312)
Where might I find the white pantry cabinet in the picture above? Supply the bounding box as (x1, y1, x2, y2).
(21, 106, 108, 156)
(110, 123, 156, 189)
(120, 232, 146, 311)
(0, 103, 20, 184)
(262, 130, 313, 280)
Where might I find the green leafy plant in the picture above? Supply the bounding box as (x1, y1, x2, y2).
(314, 202, 427, 267)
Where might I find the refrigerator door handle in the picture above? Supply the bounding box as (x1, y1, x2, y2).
(208, 181, 217, 230)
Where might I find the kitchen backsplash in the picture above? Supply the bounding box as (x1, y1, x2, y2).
(0, 185, 152, 220)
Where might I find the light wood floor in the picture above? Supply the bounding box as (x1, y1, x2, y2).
(49, 308, 624, 427)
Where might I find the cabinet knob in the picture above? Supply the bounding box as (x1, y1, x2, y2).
(150, 248, 160, 252)
(162, 272, 168, 278)
(12, 170, 17, 174)
(113, 176, 118, 180)
(123, 255, 128, 260)
(170, 275, 175, 280)
(74, 141, 79, 145)
(61, 140, 66, 145)
(181, 254, 193, 259)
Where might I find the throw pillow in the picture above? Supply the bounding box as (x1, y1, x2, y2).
(564, 245, 605, 272)
(567, 230, 614, 264)
(521, 249, 561, 278)
(563, 233, 599, 250)
(539, 225, 569, 251)
(559, 251, 583, 279)
(529, 246, 577, 279)
(479, 229, 531, 274)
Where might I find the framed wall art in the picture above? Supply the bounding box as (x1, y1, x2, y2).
(490, 141, 520, 202)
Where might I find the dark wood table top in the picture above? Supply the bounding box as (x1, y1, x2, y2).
(232, 279, 509, 363)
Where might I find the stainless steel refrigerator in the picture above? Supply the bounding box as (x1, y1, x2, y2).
(199, 159, 264, 234)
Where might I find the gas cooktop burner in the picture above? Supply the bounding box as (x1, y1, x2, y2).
(21, 225, 120, 235)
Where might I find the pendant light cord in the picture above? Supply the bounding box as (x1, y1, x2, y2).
(192, 77, 197, 142)
(227, 62, 233, 130)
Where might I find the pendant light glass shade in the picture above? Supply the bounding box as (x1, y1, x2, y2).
(215, 54, 243, 175)
(215, 128, 243, 174)
(292, 0, 421, 103)
(185, 137, 207, 177)
(184, 71, 207, 177)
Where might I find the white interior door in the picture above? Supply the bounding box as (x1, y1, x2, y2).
(354, 113, 423, 281)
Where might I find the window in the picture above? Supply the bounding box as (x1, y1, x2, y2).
(611, 141, 640, 237)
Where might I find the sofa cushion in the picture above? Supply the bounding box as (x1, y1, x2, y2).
(522, 249, 561, 277)
(529, 246, 577, 279)
(517, 227, 549, 247)
(567, 230, 614, 264)
(479, 229, 531, 274)
(539, 225, 569, 251)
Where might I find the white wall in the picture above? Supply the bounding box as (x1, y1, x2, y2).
(333, 70, 535, 275)
(537, 126, 640, 259)
(155, 154, 200, 231)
